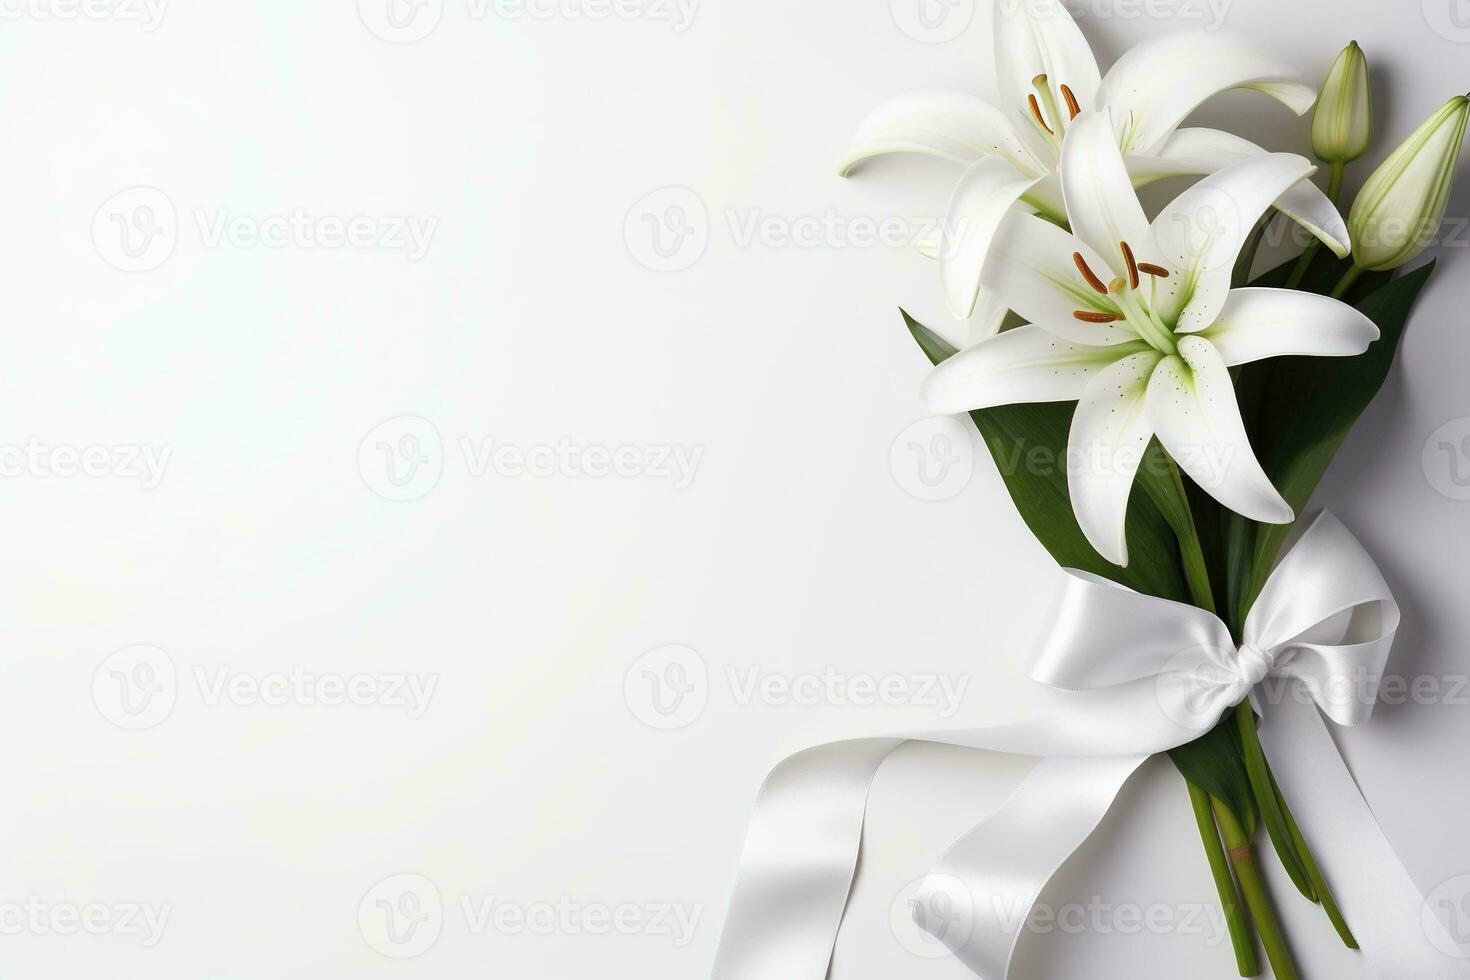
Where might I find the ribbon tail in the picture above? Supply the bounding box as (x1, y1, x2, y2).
(1260, 694, 1470, 978)
(711, 739, 1147, 980)
(917, 755, 1148, 978)
(710, 739, 904, 980)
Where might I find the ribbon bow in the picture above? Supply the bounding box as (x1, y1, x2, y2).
(1022, 508, 1400, 754)
(711, 513, 1467, 980)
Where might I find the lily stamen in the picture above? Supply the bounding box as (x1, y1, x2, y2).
(1060, 84, 1081, 120)
(1073, 252, 1108, 294)
(1073, 311, 1125, 323)
(1028, 94, 1055, 136)
(1138, 263, 1171, 278)
(1120, 241, 1141, 289)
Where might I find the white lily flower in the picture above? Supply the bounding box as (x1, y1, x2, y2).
(839, 0, 1350, 338)
(922, 111, 1379, 567)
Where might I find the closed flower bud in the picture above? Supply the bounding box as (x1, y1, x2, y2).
(1312, 41, 1372, 164)
(1349, 95, 1470, 272)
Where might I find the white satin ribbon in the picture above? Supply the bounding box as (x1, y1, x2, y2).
(711, 512, 1470, 979)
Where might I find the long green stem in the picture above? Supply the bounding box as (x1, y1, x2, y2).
(1158, 487, 1323, 910)
(1149, 451, 1319, 973)
(1214, 799, 1300, 980)
(1231, 511, 1361, 949)
(1156, 460, 1319, 905)
(1234, 702, 1315, 900)
(1143, 449, 1217, 613)
(1284, 162, 1346, 290)
(1190, 784, 1259, 976)
(1148, 454, 1272, 971)
(1331, 264, 1366, 299)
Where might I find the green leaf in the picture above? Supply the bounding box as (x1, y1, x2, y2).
(1234, 261, 1436, 615)
(1168, 721, 1256, 829)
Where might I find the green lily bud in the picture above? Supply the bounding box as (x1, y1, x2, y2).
(1349, 95, 1470, 272)
(1312, 41, 1372, 164)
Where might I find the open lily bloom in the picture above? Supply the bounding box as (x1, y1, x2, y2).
(839, 0, 1350, 341)
(923, 111, 1379, 567)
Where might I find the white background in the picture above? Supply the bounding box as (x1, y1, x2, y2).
(1, 0, 1469, 976)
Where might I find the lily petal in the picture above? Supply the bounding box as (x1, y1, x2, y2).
(929, 291, 1011, 350)
(1068, 351, 1163, 566)
(923, 325, 1147, 415)
(1145, 336, 1293, 524)
(1026, 170, 1066, 223)
(1131, 128, 1350, 258)
(836, 90, 1041, 177)
(982, 212, 1143, 347)
(1196, 288, 1379, 364)
(1148, 152, 1316, 330)
(995, 0, 1100, 165)
(1097, 32, 1316, 156)
(917, 215, 1012, 348)
(1061, 110, 1152, 281)
(941, 157, 1044, 318)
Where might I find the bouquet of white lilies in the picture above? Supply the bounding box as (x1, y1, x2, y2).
(808, 3, 1469, 979)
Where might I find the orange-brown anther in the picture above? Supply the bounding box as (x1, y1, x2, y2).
(1073, 252, 1108, 294)
(1138, 263, 1171, 279)
(1028, 94, 1055, 136)
(1120, 241, 1141, 289)
(1073, 311, 1125, 323)
(1060, 84, 1081, 120)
